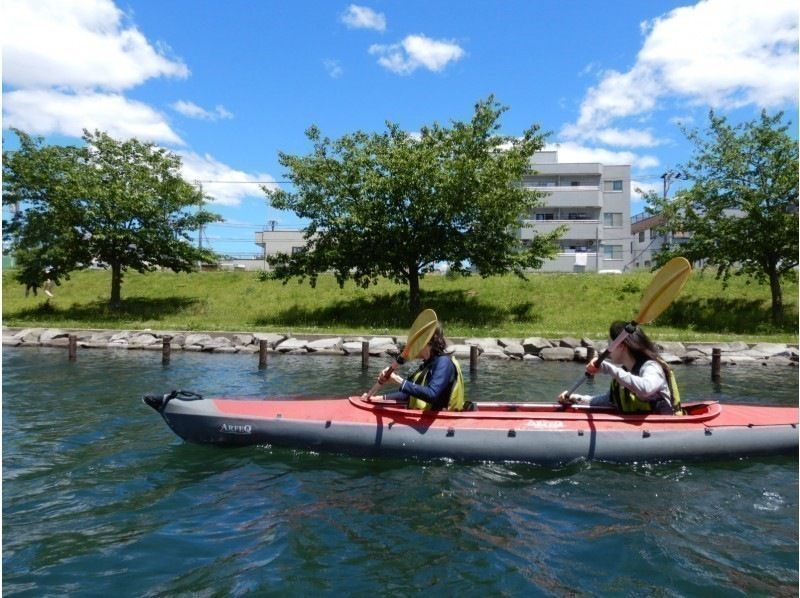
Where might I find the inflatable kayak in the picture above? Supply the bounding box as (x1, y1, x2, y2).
(143, 391, 798, 464)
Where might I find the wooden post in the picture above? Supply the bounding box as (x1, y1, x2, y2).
(161, 336, 172, 366)
(586, 347, 596, 363)
(68, 334, 77, 361)
(361, 341, 369, 369)
(470, 345, 479, 372)
(711, 347, 721, 382)
(258, 340, 268, 369)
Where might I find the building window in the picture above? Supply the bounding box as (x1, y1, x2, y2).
(570, 181, 580, 186)
(291, 246, 305, 254)
(568, 212, 589, 220)
(603, 245, 623, 260)
(535, 213, 554, 221)
(603, 212, 622, 227)
(638, 230, 646, 242)
(603, 180, 624, 192)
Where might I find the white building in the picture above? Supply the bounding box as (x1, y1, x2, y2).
(520, 151, 632, 272)
(630, 212, 690, 270)
(254, 151, 634, 273)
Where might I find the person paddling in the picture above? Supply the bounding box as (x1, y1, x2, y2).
(368, 323, 466, 411)
(558, 321, 683, 415)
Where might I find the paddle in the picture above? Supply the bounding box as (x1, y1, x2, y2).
(564, 257, 692, 399)
(364, 308, 438, 398)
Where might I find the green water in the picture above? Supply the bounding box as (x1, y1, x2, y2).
(3, 347, 798, 596)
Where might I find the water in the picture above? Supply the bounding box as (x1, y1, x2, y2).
(3, 347, 798, 596)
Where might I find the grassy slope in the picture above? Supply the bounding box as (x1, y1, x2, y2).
(2, 268, 797, 342)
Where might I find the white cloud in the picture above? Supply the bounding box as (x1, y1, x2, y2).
(369, 34, 465, 75)
(178, 151, 278, 207)
(171, 101, 234, 121)
(545, 142, 660, 171)
(3, 89, 184, 145)
(1, 0, 189, 144)
(2, 0, 188, 91)
(560, 125, 661, 148)
(341, 5, 386, 31)
(564, 0, 798, 139)
(324, 59, 344, 79)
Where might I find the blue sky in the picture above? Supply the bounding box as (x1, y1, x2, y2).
(3, 0, 798, 258)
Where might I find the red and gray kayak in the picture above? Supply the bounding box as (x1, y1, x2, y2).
(143, 391, 798, 464)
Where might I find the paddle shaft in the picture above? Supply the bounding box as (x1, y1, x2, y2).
(564, 321, 636, 398)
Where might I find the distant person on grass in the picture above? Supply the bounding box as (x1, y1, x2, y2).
(369, 323, 468, 411)
(557, 321, 683, 415)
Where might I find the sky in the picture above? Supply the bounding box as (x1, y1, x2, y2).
(2, 0, 798, 258)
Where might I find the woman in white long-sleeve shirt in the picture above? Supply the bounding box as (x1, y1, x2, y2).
(558, 321, 683, 415)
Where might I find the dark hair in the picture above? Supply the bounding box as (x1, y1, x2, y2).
(609, 320, 660, 362)
(428, 323, 448, 358)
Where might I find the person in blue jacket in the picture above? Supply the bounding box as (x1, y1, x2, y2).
(372, 324, 466, 411)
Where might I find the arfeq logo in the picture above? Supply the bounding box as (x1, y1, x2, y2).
(220, 423, 253, 435)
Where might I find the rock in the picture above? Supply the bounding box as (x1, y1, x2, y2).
(253, 333, 286, 348)
(307, 337, 343, 352)
(580, 337, 595, 348)
(465, 337, 499, 348)
(276, 338, 308, 352)
(3, 336, 22, 346)
(342, 341, 368, 354)
(660, 353, 683, 365)
(750, 343, 791, 357)
(522, 354, 543, 362)
(40, 329, 69, 343)
(497, 338, 521, 348)
(448, 344, 474, 358)
(657, 341, 686, 356)
(539, 347, 576, 361)
(184, 333, 214, 346)
(522, 337, 552, 354)
(129, 333, 159, 347)
(503, 343, 525, 358)
(232, 333, 254, 346)
(559, 337, 581, 349)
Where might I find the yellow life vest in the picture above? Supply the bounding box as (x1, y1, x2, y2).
(610, 359, 683, 415)
(407, 356, 465, 412)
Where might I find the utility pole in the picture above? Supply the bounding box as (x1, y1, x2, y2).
(661, 170, 684, 199)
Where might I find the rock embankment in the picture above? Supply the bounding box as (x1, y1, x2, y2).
(3, 327, 797, 367)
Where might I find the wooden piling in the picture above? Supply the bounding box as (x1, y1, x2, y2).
(161, 336, 172, 366)
(470, 345, 479, 372)
(68, 334, 77, 361)
(586, 347, 596, 363)
(361, 341, 369, 369)
(711, 347, 721, 382)
(258, 340, 268, 369)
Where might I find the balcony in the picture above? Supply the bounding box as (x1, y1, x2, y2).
(528, 185, 603, 207)
(520, 219, 600, 239)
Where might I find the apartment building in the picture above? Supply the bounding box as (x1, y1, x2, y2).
(520, 151, 632, 272)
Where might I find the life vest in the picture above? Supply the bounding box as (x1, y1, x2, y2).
(610, 358, 683, 415)
(407, 355, 465, 412)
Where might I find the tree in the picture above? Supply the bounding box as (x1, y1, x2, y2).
(648, 111, 798, 324)
(264, 96, 564, 314)
(3, 129, 221, 307)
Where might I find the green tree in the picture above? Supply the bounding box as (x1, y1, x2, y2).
(648, 111, 798, 324)
(264, 96, 564, 314)
(3, 129, 221, 308)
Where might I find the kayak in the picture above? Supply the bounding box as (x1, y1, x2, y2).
(143, 391, 799, 464)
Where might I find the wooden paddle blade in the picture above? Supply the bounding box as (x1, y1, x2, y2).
(400, 308, 438, 360)
(636, 257, 691, 324)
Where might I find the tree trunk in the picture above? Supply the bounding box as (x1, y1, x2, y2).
(768, 267, 783, 324)
(110, 262, 123, 309)
(408, 266, 420, 316)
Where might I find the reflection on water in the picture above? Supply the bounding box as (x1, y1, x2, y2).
(3, 347, 798, 596)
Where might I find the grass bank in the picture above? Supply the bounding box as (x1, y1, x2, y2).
(2, 269, 797, 343)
